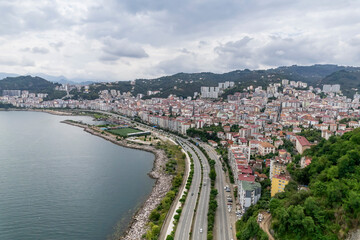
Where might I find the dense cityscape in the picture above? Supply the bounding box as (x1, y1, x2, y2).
(1, 77, 360, 239)
(1, 1, 360, 239)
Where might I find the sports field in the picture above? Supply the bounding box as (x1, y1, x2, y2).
(107, 127, 142, 137)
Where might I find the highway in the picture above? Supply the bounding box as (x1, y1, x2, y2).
(91, 111, 212, 239)
(191, 143, 211, 240)
(201, 143, 234, 240)
(174, 139, 202, 240)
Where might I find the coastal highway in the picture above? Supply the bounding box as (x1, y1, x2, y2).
(201, 143, 234, 240)
(191, 143, 211, 240)
(92, 111, 211, 239)
(174, 139, 202, 240)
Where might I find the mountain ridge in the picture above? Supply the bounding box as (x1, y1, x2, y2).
(1, 64, 360, 99)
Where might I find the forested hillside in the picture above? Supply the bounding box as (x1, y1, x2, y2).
(88, 64, 360, 99)
(273, 129, 360, 239)
(236, 129, 360, 240)
(319, 70, 360, 98)
(0, 76, 66, 100)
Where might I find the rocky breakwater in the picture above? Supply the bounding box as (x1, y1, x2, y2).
(61, 120, 173, 240)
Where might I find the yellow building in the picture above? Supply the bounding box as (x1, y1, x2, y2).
(271, 174, 290, 197)
(270, 159, 287, 180)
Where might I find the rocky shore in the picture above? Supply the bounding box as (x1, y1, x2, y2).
(35, 109, 73, 116)
(0, 108, 73, 116)
(61, 120, 173, 240)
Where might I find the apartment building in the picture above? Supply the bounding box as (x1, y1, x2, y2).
(258, 142, 276, 156)
(271, 174, 290, 197)
(238, 180, 261, 213)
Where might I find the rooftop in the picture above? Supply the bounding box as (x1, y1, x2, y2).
(296, 135, 312, 146)
(241, 180, 261, 191)
(238, 174, 256, 182)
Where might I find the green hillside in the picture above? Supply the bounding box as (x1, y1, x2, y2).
(87, 64, 360, 99)
(270, 64, 357, 83)
(2, 65, 360, 100)
(236, 129, 360, 240)
(319, 70, 360, 98)
(0, 76, 66, 100)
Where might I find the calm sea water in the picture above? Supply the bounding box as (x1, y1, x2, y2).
(0, 111, 155, 240)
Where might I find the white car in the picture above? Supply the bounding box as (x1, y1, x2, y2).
(200, 228, 203, 233)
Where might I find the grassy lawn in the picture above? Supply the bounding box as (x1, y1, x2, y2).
(107, 127, 142, 137)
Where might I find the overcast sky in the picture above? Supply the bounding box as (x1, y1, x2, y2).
(0, 0, 360, 81)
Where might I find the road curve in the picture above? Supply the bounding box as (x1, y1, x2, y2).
(174, 140, 202, 240)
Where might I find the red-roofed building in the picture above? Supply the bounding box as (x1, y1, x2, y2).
(208, 140, 218, 147)
(295, 135, 312, 154)
(301, 156, 312, 168)
(237, 165, 253, 175)
(238, 174, 255, 182)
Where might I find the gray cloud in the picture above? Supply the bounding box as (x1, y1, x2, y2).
(32, 47, 49, 54)
(214, 36, 257, 69)
(0, 0, 360, 80)
(21, 47, 49, 54)
(213, 35, 342, 70)
(100, 37, 148, 60)
(0, 56, 35, 67)
(156, 54, 204, 75)
(0, 1, 75, 36)
(49, 42, 64, 51)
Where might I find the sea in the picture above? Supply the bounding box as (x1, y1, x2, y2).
(0, 111, 155, 240)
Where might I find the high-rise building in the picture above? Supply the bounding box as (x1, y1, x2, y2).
(323, 84, 341, 93)
(2, 90, 21, 97)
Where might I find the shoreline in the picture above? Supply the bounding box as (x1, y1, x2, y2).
(0, 108, 74, 116)
(62, 120, 173, 240)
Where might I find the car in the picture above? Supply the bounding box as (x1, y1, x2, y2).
(199, 228, 203, 233)
(191, 193, 194, 196)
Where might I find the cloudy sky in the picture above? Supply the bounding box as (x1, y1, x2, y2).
(0, 0, 360, 81)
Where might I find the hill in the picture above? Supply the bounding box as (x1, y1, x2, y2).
(269, 64, 359, 83)
(92, 69, 291, 98)
(0, 75, 66, 100)
(87, 64, 360, 99)
(2, 64, 360, 100)
(319, 70, 360, 98)
(236, 129, 360, 240)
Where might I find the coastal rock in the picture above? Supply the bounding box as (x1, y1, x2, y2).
(62, 121, 173, 240)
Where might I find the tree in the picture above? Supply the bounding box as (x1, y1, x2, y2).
(149, 210, 160, 222)
(209, 169, 216, 181)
